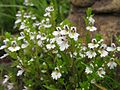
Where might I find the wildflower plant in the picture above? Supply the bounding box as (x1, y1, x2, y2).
(0, 2, 120, 90)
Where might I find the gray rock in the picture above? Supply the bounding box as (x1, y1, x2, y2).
(70, 0, 95, 7)
(68, 1, 120, 44)
(92, 0, 120, 13)
(68, 9, 120, 44)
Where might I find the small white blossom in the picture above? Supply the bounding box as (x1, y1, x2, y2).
(45, 6, 54, 12)
(18, 32, 25, 40)
(63, 25, 69, 30)
(88, 43, 99, 49)
(86, 26, 97, 32)
(69, 26, 79, 41)
(2, 75, 9, 85)
(37, 40, 42, 47)
(58, 37, 69, 51)
(17, 69, 24, 76)
(8, 41, 20, 52)
(86, 50, 97, 58)
(117, 47, 120, 51)
(21, 40, 29, 49)
(19, 22, 26, 30)
(7, 83, 14, 90)
(87, 16, 95, 24)
(51, 71, 62, 80)
(79, 53, 86, 58)
(97, 67, 106, 78)
(0, 45, 7, 50)
(107, 43, 116, 52)
(46, 44, 55, 50)
(44, 12, 51, 17)
(23, 86, 28, 90)
(24, 0, 34, 6)
(0, 53, 9, 59)
(85, 67, 93, 74)
(98, 50, 108, 57)
(60, 30, 68, 35)
(29, 32, 35, 40)
(15, 19, 21, 24)
(107, 59, 117, 69)
(43, 24, 52, 28)
(91, 79, 96, 84)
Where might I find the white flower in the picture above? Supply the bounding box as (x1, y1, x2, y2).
(107, 60, 117, 69)
(87, 16, 95, 24)
(16, 11, 21, 17)
(98, 50, 108, 57)
(2, 75, 9, 85)
(8, 46, 20, 52)
(0, 45, 7, 50)
(57, 37, 69, 51)
(0, 53, 9, 59)
(52, 31, 60, 37)
(81, 46, 87, 51)
(36, 32, 41, 39)
(79, 53, 86, 58)
(46, 44, 55, 50)
(98, 39, 104, 44)
(68, 27, 79, 41)
(7, 83, 14, 90)
(117, 47, 120, 51)
(23, 86, 28, 90)
(91, 79, 96, 84)
(85, 67, 93, 74)
(3, 38, 9, 45)
(86, 26, 97, 32)
(107, 43, 116, 52)
(17, 69, 24, 76)
(0, 39, 9, 50)
(45, 6, 54, 12)
(37, 40, 42, 46)
(52, 27, 61, 36)
(97, 67, 106, 78)
(88, 43, 99, 49)
(8, 41, 20, 52)
(63, 25, 69, 30)
(60, 30, 68, 35)
(29, 32, 35, 40)
(69, 32, 79, 41)
(31, 15, 36, 20)
(18, 32, 25, 40)
(86, 50, 97, 58)
(21, 40, 29, 49)
(17, 65, 24, 76)
(44, 12, 51, 17)
(41, 34, 46, 41)
(15, 19, 21, 24)
(19, 22, 26, 30)
(51, 71, 62, 80)
(43, 24, 52, 28)
(59, 41, 69, 51)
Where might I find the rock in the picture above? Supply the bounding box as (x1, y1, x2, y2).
(70, 0, 95, 7)
(68, 7, 120, 44)
(92, 0, 120, 13)
(94, 15, 120, 44)
(69, 0, 120, 44)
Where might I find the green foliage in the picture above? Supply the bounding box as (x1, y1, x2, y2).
(0, 1, 120, 90)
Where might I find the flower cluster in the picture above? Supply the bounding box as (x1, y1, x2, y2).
(0, 5, 120, 90)
(86, 15, 97, 32)
(52, 25, 79, 51)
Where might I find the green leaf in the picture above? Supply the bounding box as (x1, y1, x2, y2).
(43, 85, 58, 90)
(5, 32, 11, 38)
(86, 8, 92, 17)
